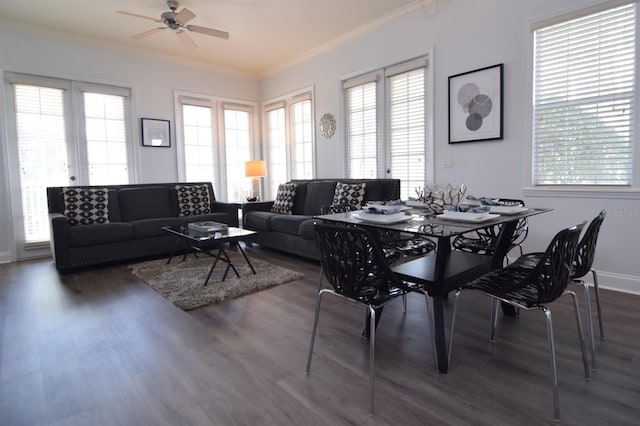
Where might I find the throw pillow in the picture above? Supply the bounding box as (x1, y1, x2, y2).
(271, 183, 297, 214)
(175, 184, 211, 217)
(63, 187, 109, 226)
(332, 182, 366, 209)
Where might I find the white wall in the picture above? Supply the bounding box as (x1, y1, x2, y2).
(260, 0, 640, 293)
(1, 0, 639, 294)
(0, 25, 259, 262)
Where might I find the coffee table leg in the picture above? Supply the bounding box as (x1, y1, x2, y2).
(236, 242, 256, 275)
(220, 248, 240, 281)
(167, 238, 183, 264)
(204, 248, 223, 286)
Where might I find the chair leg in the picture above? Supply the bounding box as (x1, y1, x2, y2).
(542, 307, 561, 422)
(490, 298, 499, 343)
(577, 280, 597, 371)
(421, 291, 438, 369)
(306, 289, 326, 373)
(402, 294, 407, 314)
(592, 269, 605, 340)
(368, 305, 376, 417)
(447, 290, 461, 367)
(568, 291, 591, 381)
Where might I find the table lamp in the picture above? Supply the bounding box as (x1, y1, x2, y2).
(245, 160, 267, 201)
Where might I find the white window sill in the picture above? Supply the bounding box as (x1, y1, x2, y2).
(523, 187, 640, 200)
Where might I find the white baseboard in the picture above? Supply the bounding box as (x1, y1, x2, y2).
(503, 255, 639, 295)
(0, 250, 14, 264)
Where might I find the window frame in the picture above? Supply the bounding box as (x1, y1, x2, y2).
(525, 0, 640, 198)
(342, 55, 434, 200)
(174, 90, 259, 202)
(263, 87, 316, 200)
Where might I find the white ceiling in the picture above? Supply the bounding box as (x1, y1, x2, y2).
(0, 0, 430, 77)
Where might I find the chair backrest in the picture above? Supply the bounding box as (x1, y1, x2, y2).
(313, 222, 400, 304)
(572, 210, 607, 279)
(475, 199, 528, 247)
(527, 222, 585, 304)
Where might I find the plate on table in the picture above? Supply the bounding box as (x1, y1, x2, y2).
(364, 203, 411, 213)
(489, 206, 528, 215)
(437, 211, 500, 223)
(353, 212, 412, 224)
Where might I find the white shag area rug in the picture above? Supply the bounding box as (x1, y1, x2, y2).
(128, 251, 304, 310)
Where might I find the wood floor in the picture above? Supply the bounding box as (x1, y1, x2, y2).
(1, 245, 639, 425)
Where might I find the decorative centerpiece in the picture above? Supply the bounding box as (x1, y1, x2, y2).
(414, 183, 467, 213)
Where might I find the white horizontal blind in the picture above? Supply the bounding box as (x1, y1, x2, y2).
(533, 2, 636, 185)
(83, 92, 129, 185)
(181, 103, 216, 183)
(223, 107, 252, 202)
(291, 98, 313, 179)
(345, 80, 377, 178)
(13, 84, 69, 243)
(387, 67, 426, 200)
(267, 107, 287, 198)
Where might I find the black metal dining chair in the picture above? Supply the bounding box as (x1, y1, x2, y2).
(452, 198, 528, 260)
(306, 222, 433, 416)
(321, 203, 436, 264)
(447, 222, 589, 422)
(571, 210, 607, 371)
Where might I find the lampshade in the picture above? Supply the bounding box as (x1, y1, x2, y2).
(245, 160, 267, 178)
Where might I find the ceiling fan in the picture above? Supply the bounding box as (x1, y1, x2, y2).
(117, 0, 229, 49)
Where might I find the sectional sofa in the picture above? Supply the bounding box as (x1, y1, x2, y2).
(47, 182, 239, 272)
(242, 178, 401, 260)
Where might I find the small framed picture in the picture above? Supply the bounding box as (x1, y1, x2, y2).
(141, 118, 171, 147)
(448, 63, 503, 143)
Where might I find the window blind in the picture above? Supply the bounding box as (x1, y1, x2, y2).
(532, 2, 636, 185)
(346, 80, 377, 178)
(13, 84, 68, 243)
(387, 67, 426, 200)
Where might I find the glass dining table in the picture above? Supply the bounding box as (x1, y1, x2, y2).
(314, 206, 552, 373)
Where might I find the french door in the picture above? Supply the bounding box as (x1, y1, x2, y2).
(4, 74, 133, 260)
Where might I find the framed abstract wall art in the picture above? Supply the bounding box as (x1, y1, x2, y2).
(448, 63, 503, 143)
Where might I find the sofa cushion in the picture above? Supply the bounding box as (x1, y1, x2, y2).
(63, 187, 110, 226)
(270, 215, 313, 236)
(298, 219, 317, 240)
(175, 184, 211, 217)
(303, 181, 337, 215)
(67, 223, 133, 247)
(271, 183, 297, 214)
(333, 182, 366, 209)
(130, 217, 184, 238)
(244, 211, 276, 231)
(363, 181, 392, 202)
(119, 187, 175, 222)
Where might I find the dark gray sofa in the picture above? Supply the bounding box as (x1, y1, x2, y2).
(242, 178, 401, 260)
(47, 182, 239, 272)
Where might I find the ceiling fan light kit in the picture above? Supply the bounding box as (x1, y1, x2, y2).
(117, 0, 229, 49)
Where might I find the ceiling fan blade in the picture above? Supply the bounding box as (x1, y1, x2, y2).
(117, 11, 159, 22)
(174, 8, 196, 25)
(176, 30, 197, 49)
(187, 25, 230, 40)
(132, 27, 165, 40)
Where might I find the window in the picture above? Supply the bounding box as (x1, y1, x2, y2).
(223, 105, 253, 202)
(5, 74, 133, 255)
(532, 2, 636, 186)
(175, 92, 257, 202)
(344, 57, 431, 199)
(264, 89, 315, 198)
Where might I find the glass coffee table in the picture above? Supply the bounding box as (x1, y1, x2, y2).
(162, 225, 257, 285)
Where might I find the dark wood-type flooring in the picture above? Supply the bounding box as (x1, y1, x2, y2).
(1, 245, 639, 425)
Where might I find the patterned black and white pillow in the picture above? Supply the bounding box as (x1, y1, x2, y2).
(271, 183, 297, 214)
(332, 182, 366, 209)
(175, 184, 211, 217)
(63, 187, 109, 226)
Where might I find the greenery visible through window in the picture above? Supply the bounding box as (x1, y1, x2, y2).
(532, 2, 636, 186)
